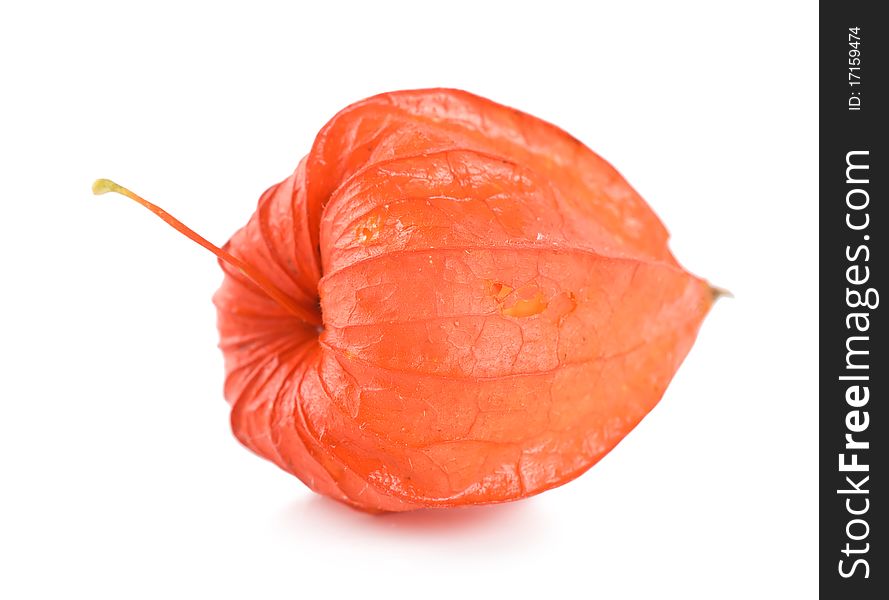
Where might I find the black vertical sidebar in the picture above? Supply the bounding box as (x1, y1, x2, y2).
(821, 2, 886, 597)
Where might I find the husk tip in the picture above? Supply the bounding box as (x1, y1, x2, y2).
(709, 285, 734, 302)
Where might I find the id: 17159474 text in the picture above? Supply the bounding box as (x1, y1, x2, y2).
(848, 27, 862, 110)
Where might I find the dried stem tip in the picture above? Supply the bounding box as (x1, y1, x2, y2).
(92, 178, 124, 195)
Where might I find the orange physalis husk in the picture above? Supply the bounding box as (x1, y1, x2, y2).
(96, 89, 716, 513)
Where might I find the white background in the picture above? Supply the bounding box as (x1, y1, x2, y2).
(0, 2, 817, 598)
